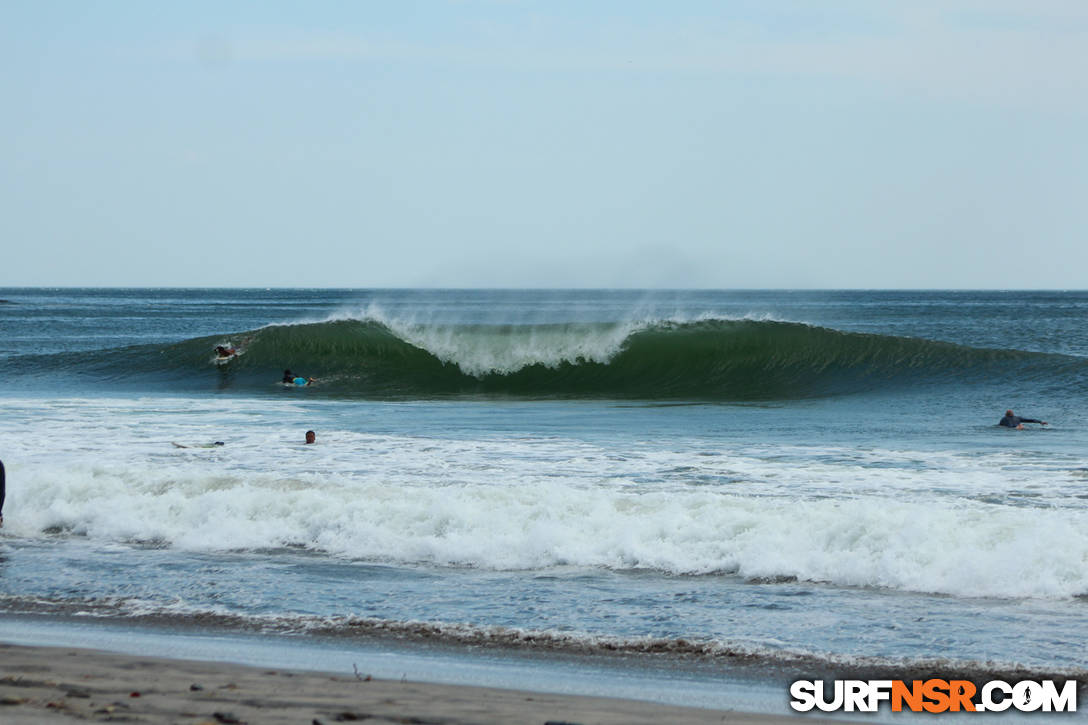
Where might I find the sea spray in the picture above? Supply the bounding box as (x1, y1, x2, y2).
(6, 315, 1081, 400)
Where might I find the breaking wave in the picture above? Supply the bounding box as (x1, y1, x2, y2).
(7, 313, 1084, 400)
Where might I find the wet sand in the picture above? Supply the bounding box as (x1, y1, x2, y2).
(0, 641, 851, 724)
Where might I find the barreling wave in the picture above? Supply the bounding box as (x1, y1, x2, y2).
(7, 315, 1086, 400)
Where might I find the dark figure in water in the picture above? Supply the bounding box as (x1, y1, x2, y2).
(305, 430, 316, 444)
(1, 459, 5, 527)
(998, 409, 1048, 430)
(215, 345, 236, 357)
(283, 369, 315, 386)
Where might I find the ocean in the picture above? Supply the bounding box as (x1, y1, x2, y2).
(1, 288, 1087, 716)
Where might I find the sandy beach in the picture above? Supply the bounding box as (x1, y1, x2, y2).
(0, 642, 841, 725)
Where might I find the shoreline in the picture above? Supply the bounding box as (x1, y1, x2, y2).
(0, 642, 851, 724)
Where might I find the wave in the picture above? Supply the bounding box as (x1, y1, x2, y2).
(5, 314, 1085, 400)
(0, 597, 1082, 682)
(8, 459, 1088, 600)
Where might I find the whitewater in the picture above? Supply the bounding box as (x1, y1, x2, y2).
(2, 288, 1088, 710)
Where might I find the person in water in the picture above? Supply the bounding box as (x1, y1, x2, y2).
(215, 345, 236, 357)
(305, 430, 316, 444)
(998, 409, 1048, 429)
(283, 369, 315, 386)
(0, 458, 6, 528)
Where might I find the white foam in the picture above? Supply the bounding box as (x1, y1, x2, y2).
(4, 397, 1088, 600)
(268, 304, 804, 376)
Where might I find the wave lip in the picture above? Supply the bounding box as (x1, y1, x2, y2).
(11, 314, 1082, 400)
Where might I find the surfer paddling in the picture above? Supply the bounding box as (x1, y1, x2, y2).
(998, 409, 1048, 430)
(282, 369, 315, 386)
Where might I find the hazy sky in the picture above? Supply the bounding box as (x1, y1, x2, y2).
(2, 1, 1086, 288)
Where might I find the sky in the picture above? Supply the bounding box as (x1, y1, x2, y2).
(1, 1, 1086, 288)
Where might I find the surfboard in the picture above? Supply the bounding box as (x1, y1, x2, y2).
(213, 343, 241, 364)
(281, 377, 314, 387)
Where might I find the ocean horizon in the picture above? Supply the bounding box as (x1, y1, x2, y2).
(2, 287, 1087, 716)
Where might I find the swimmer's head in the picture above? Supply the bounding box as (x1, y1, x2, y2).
(305, 430, 316, 444)
(1006, 409, 1014, 416)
